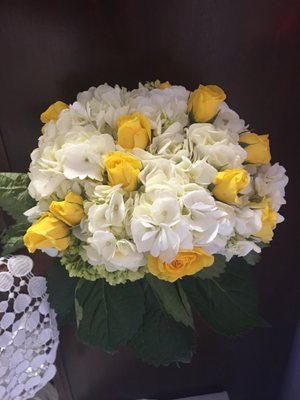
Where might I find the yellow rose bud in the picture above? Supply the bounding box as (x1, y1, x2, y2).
(148, 248, 214, 283)
(159, 81, 172, 89)
(213, 168, 249, 204)
(49, 192, 84, 226)
(187, 84, 226, 123)
(239, 133, 271, 164)
(104, 151, 142, 192)
(23, 213, 70, 253)
(117, 112, 151, 150)
(254, 205, 277, 243)
(40, 101, 68, 124)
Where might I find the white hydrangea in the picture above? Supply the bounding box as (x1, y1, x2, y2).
(87, 191, 125, 234)
(202, 201, 236, 254)
(28, 167, 66, 200)
(71, 84, 130, 133)
(234, 207, 262, 237)
(214, 102, 248, 141)
(28, 125, 115, 199)
(28, 126, 65, 200)
(183, 187, 235, 254)
(73, 216, 91, 242)
(183, 188, 233, 250)
(85, 188, 136, 238)
(149, 122, 186, 156)
(187, 123, 247, 168)
(56, 133, 115, 180)
(52, 180, 82, 200)
(128, 84, 189, 135)
(175, 157, 217, 186)
(85, 231, 145, 272)
(221, 238, 261, 261)
(131, 192, 193, 262)
(138, 159, 188, 197)
(89, 183, 123, 201)
(254, 163, 288, 211)
(83, 188, 145, 271)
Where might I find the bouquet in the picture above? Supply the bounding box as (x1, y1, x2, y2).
(0, 80, 288, 365)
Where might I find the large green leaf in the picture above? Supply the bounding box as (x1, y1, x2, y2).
(1, 221, 29, 255)
(195, 254, 227, 279)
(146, 274, 193, 327)
(75, 278, 144, 352)
(182, 258, 260, 336)
(0, 173, 35, 219)
(130, 285, 197, 366)
(0, 173, 35, 255)
(47, 258, 79, 324)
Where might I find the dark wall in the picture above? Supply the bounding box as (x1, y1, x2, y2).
(0, 1, 300, 399)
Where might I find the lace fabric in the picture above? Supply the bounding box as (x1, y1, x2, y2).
(0, 255, 59, 400)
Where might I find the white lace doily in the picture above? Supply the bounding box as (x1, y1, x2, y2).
(0, 255, 59, 400)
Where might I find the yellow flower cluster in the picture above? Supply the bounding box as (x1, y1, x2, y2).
(117, 112, 151, 150)
(188, 84, 226, 122)
(40, 101, 69, 123)
(24, 192, 84, 253)
(148, 248, 214, 282)
(239, 132, 271, 165)
(104, 152, 142, 192)
(212, 169, 249, 205)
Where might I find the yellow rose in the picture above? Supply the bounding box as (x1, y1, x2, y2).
(254, 205, 277, 243)
(104, 151, 142, 191)
(212, 168, 249, 204)
(49, 192, 84, 226)
(117, 112, 151, 150)
(40, 101, 68, 123)
(148, 248, 214, 282)
(23, 213, 70, 253)
(187, 84, 226, 122)
(239, 133, 271, 164)
(159, 81, 172, 89)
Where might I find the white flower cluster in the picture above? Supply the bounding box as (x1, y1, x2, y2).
(26, 81, 288, 277)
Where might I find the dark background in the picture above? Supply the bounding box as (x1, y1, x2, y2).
(0, 1, 300, 399)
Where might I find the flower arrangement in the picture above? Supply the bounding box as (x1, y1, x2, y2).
(0, 80, 288, 365)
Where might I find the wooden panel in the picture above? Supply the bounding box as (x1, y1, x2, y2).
(0, 131, 10, 245)
(0, 131, 10, 172)
(0, 1, 299, 399)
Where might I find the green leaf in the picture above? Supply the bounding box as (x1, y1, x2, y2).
(47, 258, 79, 324)
(243, 251, 261, 266)
(1, 221, 29, 255)
(177, 281, 194, 324)
(182, 258, 260, 336)
(146, 274, 193, 327)
(0, 173, 35, 220)
(130, 285, 197, 366)
(239, 141, 249, 149)
(188, 111, 195, 124)
(195, 254, 227, 279)
(0, 173, 35, 256)
(75, 278, 144, 352)
(207, 183, 216, 191)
